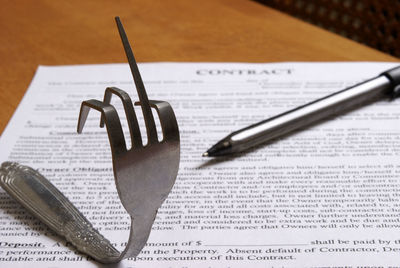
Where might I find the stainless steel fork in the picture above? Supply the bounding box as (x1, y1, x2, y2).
(0, 17, 179, 263)
(76, 17, 180, 261)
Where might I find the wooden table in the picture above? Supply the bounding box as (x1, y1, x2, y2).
(0, 0, 397, 135)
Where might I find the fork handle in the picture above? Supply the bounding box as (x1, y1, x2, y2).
(121, 213, 156, 258)
(0, 162, 123, 263)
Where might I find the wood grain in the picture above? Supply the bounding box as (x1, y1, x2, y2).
(0, 0, 397, 135)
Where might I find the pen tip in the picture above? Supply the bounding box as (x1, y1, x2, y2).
(202, 152, 209, 157)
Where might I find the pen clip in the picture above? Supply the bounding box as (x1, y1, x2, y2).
(390, 85, 400, 99)
(381, 65, 400, 99)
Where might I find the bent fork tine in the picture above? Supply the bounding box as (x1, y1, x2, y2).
(100, 87, 143, 148)
(78, 99, 127, 155)
(115, 17, 158, 144)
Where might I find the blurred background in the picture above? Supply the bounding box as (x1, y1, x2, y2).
(256, 0, 400, 57)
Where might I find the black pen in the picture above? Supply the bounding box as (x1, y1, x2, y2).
(203, 66, 400, 157)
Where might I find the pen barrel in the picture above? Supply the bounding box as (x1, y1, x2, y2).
(230, 75, 392, 152)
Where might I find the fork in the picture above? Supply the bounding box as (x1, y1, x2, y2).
(0, 16, 180, 264)
(76, 17, 180, 261)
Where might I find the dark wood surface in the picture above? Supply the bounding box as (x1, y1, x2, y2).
(0, 0, 397, 135)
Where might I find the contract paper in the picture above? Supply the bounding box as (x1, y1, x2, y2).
(1, 62, 400, 267)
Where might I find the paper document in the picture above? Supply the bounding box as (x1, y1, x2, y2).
(1, 62, 400, 267)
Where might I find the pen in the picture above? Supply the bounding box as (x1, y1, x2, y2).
(203, 66, 400, 157)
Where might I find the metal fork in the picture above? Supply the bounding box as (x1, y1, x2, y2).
(76, 17, 180, 261)
(0, 17, 179, 264)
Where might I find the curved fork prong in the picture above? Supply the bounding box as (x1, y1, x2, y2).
(78, 99, 127, 155)
(115, 17, 158, 144)
(100, 87, 143, 148)
(135, 100, 179, 142)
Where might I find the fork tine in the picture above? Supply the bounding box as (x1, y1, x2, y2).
(135, 100, 179, 142)
(100, 87, 143, 148)
(115, 16, 158, 144)
(78, 99, 127, 155)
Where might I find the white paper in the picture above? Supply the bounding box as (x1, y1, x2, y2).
(1, 62, 400, 267)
